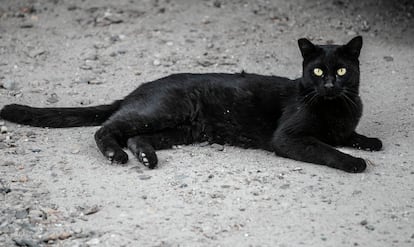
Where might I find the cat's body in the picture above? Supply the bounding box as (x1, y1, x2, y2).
(0, 36, 382, 172)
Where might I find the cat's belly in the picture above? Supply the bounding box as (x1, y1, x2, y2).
(189, 115, 276, 150)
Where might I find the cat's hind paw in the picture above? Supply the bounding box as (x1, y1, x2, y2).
(137, 151, 158, 169)
(105, 149, 129, 164)
(127, 137, 158, 169)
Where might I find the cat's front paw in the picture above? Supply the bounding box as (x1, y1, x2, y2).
(363, 137, 382, 151)
(341, 157, 367, 173)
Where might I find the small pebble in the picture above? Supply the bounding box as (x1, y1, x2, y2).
(138, 175, 152, 180)
(46, 93, 59, 104)
(86, 238, 100, 245)
(153, 59, 161, 66)
(88, 79, 103, 85)
(82, 205, 100, 215)
(0, 126, 8, 133)
(12, 238, 39, 247)
(28, 49, 46, 58)
(2, 161, 16, 166)
(347, 30, 357, 36)
(211, 143, 224, 151)
(199, 141, 209, 147)
(20, 23, 34, 28)
(365, 225, 375, 231)
(1, 81, 18, 90)
(80, 65, 92, 70)
(280, 184, 290, 189)
(15, 209, 29, 219)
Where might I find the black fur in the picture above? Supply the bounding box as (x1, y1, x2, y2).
(0, 36, 382, 172)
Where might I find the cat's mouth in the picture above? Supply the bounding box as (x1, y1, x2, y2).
(317, 87, 342, 99)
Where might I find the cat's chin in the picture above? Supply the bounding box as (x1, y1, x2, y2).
(316, 91, 341, 100)
(322, 95, 340, 100)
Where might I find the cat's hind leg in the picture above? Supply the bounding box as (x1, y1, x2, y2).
(94, 123, 129, 164)
(95, 114, 183, 164)
(127, 126, 194, 168)
(127, 136, 157, 168)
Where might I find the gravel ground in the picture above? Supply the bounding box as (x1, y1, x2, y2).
(0, 0, 413, 246)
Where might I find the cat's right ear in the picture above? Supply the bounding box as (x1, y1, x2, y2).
(298, 38, 317, 59)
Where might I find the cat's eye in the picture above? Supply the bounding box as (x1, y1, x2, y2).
(313, 68, 323, 77)
(337, 68, 347, 76)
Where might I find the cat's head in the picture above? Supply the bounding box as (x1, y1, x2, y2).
(298, 36, 362, 100)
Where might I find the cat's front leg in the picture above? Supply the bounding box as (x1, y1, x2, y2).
(343, 131, 383, 151)
(272, 133, 367, 173)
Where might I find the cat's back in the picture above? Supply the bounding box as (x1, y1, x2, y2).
(124, 72, 296, 108)
(137, 72, 293, 93)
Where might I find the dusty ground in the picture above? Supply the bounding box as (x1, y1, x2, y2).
(0, 0, 413, 246)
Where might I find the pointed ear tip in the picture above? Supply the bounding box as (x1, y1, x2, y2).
(352, 36, 363, 43)
(298, 38, 311, 47)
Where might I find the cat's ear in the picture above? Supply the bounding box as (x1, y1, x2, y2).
(298, 38, 317, 59)
(343, 36, 363, 58)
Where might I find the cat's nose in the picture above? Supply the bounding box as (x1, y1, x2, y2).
(324, 76, 335, 89)
(324, 82, 334, 89)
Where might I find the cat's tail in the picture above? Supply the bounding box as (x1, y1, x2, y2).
(0, 100, 122, 128)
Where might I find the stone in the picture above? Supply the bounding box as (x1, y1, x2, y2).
(12, 238, 40, 247)
(15, 209, 29, 219)
(211, 143, 224, 151)
(1, 81, 18, 90)
(139, 175, 152, 180)
(153, 59, 161, 66)
(280, 184, 290, 189)
(28, 49, 46, 58)
(86, 238, 100, 245)
(46, 93, 59, 104)
(0, 126, 7, 133)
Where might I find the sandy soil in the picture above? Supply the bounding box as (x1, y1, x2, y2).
(1, 0, 413, 246)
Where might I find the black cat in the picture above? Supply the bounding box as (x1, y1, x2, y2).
(0, 36, 382, 172)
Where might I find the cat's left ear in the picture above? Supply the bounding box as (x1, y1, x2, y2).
(298, 38, 317, 59)
(343, 36, 363, 58)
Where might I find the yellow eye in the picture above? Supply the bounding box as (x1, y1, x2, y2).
(337, 68, 347, 76)
(313, 68, 323, 77)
